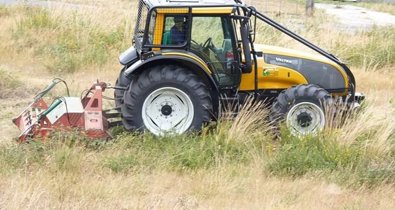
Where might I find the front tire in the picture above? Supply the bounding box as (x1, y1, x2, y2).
(270, 84, 332, 136)
(121, 65, 212, 135)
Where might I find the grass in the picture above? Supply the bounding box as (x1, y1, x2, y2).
(0, 68, 23, 99)
(10, 7, 130, 74)
(0, 98, 393, 208)
(0, 99, 393, 186)
(269, 133, 395, 186)
(334, 27, 395, 69)
(0, 6, 9, 17)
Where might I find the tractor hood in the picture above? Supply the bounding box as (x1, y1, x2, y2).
(254, 44, 349, 92)
(254, 44, 339, 67)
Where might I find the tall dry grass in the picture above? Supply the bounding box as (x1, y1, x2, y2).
(0, 92, 394, 208)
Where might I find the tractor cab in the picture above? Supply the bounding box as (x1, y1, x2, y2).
(133, 0, 251, 90)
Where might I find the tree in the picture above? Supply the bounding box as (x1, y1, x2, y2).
(306, 0, 314, 16)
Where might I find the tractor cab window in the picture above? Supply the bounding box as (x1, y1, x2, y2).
(162, 15, 188, 46)
(190, 16, 238, 87)
(146, 11, 157, 45)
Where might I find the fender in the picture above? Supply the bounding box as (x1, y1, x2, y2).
(124, 54, 216, 88)
(119, 46, 139, 65)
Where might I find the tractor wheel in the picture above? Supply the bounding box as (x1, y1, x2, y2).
(114, 67, 132, 110)
(121, 65, 213, 135)
(270, 84, 332, 136)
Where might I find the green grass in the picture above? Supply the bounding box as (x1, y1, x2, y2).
(0, 123, 267, 172)
(1, 118, 393, 188)
(12, 7, 129, 73)
(103, 131, 258, 173)
(267, 130, 395, 187)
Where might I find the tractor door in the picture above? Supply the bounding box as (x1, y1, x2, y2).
(189, 16, 240, 88)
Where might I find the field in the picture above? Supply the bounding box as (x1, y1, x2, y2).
(0, 0, 394, 209)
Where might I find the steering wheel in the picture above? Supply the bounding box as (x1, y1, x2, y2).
(202, 37, 214, 49)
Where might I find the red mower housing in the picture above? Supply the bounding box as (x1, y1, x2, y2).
(13, 80, 112, 142)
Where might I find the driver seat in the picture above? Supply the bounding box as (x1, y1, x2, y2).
(162, 31, 171, 45)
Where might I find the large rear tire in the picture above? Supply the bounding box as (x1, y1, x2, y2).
(114, 67, 132, 110)
(121, 65, 212, 135)
(270, 84, 332, 136)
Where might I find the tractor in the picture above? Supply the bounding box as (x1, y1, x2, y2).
(115, 0, 364, 136)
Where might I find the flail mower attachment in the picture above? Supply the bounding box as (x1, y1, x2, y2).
(12, 79, 121, 142)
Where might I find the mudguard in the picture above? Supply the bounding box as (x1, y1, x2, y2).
(123, 54, 214, 85)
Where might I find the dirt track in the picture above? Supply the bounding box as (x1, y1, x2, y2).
(316, 3, 395, 31)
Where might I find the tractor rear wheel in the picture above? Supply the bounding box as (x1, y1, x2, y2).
(270, 84, 332, 136)
(114, 67, 131, 110)
(121, 65, 213, 135)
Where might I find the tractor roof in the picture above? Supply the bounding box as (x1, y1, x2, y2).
(143, 0, 242, 8)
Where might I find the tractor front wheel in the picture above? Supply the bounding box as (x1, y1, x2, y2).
(270, 84, 332, 136)
(121, 65, 212, 135)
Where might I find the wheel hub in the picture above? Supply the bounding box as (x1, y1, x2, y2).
(296, 112, 312, 128)
(286, 102, 325, 136)
(142, 87, 194, 135)
(161, 104, 173, 116)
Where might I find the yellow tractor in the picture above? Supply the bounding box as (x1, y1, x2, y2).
(115, 0, 364, 136)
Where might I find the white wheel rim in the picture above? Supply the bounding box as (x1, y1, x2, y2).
(142, 87, 194, 136)
(286, 102, 325, 136)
